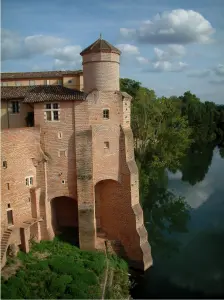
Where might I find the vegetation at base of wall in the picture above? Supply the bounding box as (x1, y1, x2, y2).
(120, 78, 224, 257)
(1, 238, 130, 299)
(105, 255, 130, 299)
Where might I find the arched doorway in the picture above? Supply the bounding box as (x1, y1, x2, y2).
(50, 196, 79, 246)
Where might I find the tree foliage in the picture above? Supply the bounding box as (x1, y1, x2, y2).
(120, 78, 224, 254)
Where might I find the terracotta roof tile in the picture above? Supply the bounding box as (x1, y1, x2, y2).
(1, 70, 82, 80)
(1, 86, 86, 102)
(80, 38, 121, 56)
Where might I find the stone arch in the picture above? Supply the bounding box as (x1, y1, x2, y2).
(50, 196, 79, 245)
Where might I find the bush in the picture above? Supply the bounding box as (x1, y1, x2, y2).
(1, 237, 130, 299)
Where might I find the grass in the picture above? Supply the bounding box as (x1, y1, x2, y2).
(1, 237, 130, 299)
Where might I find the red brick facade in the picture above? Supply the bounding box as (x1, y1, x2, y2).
(1, 38, 152, 270)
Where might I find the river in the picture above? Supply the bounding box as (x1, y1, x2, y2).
(131, 147, 224, 299)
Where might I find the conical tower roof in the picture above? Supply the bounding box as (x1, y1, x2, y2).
(80, 36, 121, 56)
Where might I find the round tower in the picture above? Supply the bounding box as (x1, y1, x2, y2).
(80, 35, 121, 93)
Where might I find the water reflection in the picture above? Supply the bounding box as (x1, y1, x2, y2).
(132, 148, 224, 298)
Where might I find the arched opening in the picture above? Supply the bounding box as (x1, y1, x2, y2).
(95, 179, 124, 239)
(51, 196, 79, 246)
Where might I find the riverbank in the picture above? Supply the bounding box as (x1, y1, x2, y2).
(1, 237, 130, 299)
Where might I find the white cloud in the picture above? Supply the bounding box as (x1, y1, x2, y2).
(51, 45, 82, 69)
(1, 29, 67, 61)
(214, 64, 224, 77)
(148, 61, 188, 72)
(135, 44, 187, 73)
(136, 56, 150, 64)
(120, 9, 215, 45)
(25, 35, 66, 54)
(1, 28, 82, 70)
(154, 45, 185, 61)
(115, 43, 139, 55)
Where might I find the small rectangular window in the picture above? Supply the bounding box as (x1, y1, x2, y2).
(25, 176, 34, 187)
(45, 103, 60, 122)
(68, 80, 72, 84)
(29, 80, 35, 86)
(103, 109, 109, 119)
(7, 183, 10, 190)
(57, 79, 62, 85)
(7, 209, 14, 226)
(11, 101, 20, 114)
(104, 142, 109, 149)
(3, 161, 7, 168)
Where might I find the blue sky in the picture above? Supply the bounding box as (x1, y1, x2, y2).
(1, 0, 224, 103)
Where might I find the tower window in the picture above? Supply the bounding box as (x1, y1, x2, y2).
(25, 176, 34, 187)
(2, 161, 7, 169)
(103, 109, 109, 119)
(104, 142, 109, 149)
(104, 141, 110, 154)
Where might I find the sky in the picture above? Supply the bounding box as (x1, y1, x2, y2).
(1, 0, 224, 103)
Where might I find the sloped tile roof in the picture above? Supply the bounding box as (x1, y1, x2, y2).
(1, 85, 86, 102)
(1, 70, 83, 80)
(80, 38, 121, 56)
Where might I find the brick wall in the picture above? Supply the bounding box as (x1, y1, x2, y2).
(74, 100, 95, 250)
(86, 88, 152, 270)
(82, 52, 120, 93)
(34, 101, 77, 201)
(1, 127, 41, 236)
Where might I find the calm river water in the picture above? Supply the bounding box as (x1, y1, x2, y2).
(131, 147, 224, 299)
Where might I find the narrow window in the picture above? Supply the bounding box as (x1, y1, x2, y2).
(29, 80, 36, 86)
(2, 161, 7, 168)
(45, 103, 60, 121)
(104, 141, 109, 154)
(103, 109, 109, 119)
(62, 180, 65, 184)
(7, 183, 10, 190)
(58, 132, 63, 139)
(8, 203, 11, 208)
(104, 142, 109, 149)
(25, 176, 34, 187)
(68, 80, 72, 84)
(11, 101, 20, 114)
(7, 209, 14, 226)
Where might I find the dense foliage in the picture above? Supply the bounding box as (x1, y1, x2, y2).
(120, 78, 224, 255)
(1, 238, 130, 299)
